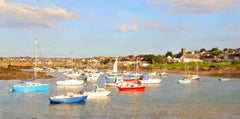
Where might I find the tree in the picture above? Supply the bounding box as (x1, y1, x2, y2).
(141, 54, 163, 64)
(175, 52, 183, 58)
(165, 51, 173, 57)
(223, 48, 228, 52)
(200, 48, 207, 52)
(211, 47, 220, 56)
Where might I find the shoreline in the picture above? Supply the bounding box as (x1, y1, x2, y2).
(0, 65, 239, 80)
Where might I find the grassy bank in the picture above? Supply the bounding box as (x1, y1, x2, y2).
(147, 62, 240, 78)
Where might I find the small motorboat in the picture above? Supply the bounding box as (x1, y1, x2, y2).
(177, 78, 192, 84)
(218, 78, 231, 81)
(83, 84, 111, 98)
(159, 71, 168, 77)
(49, 93, 87, 103)
(118, 83, 145, 91)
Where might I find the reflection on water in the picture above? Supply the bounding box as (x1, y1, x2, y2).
(0, 72, 240, 118)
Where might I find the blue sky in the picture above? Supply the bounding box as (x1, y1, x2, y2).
(0, 0, 239, 58)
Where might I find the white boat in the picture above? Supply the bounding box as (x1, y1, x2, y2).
(105, 77, 124, 87)
(56, 79, 84, 86)
(83, 84, 111, 97)
(159, 71, 168, 77)
(66, 71, 81, 78)
(138, 75, 162, 84)
(177, 78, 192, 84)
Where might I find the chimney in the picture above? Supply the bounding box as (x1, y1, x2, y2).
(182, 48, 186, 55)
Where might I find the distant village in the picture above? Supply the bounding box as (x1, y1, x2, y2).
(1, 47, 240, 68)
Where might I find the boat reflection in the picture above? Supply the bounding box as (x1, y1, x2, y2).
(12, 90, 49, 95)
(87, 96, 111, 102)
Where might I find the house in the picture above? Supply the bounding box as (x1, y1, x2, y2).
(180, 54, 202, 63)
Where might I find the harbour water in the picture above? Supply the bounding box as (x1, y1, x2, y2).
(0, 72, 240, 119)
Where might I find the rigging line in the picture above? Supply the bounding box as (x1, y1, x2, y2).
(37, 43, 50, 79)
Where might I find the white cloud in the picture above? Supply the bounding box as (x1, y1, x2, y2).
(0, 0, 82, 28)
(145, 23, 169, 31)
(227, 24, 238, 31)
(118, 24, 138, 32)
(178, 26, 191, 30)
(147, 0, 240, 14)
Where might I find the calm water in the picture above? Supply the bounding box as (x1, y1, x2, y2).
(0, 71, 240, 119)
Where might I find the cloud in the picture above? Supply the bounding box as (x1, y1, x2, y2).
(118, 24, 138, 32)
(145, 23, 169, 31)
(178, 26, 191, 30)
(147, 0, 240, 14)
(227, 24, 238, 31)
(0, 0, 82, 28)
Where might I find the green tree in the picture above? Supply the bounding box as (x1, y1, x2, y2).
(211, 47, 220, 56)
(200, 48, 207, 52)
(175, 52, 183, 58)
(165, 51, 173, 57)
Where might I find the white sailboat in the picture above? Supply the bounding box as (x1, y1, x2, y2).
(56, 43, 84, 86)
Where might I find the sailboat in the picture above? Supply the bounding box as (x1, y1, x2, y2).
(56, 43, 84, 86)
(10, 39, 51, 91)
(184, 63, 200, 81)
(106, 57, 122, 80)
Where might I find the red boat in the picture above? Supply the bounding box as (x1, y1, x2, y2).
(118, 83, 145, 91)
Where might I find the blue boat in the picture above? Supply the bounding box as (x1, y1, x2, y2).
(106, 76, 117, 80)
(10, 40, 51, 92)
(10, 81, 51, 91)
(218, 78, 231, 81)
(49, 93, 88, 103)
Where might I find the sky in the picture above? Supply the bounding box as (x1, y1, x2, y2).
(0, 0, 240, 58)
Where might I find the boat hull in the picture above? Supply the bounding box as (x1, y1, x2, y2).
(139, 79, 162, 84)
(84, 91, 111, 97)
(49, 96, 87, 103)
(177, 79, 191, 84)
(11, 84, 50, 91)
(123, 78, 139, 82)
(56, 80, 84, 86)
(118, 87, 145, 91)
(218, 78, 230, 81)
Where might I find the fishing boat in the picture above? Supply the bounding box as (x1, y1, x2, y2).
(118, 83, 145, 91)
(49, 93, 87, 103)
(10, 40, 51, 91)
(218, 78, 231, 81)
(138, 75, 162, 84)
(82, 84, 111, 97)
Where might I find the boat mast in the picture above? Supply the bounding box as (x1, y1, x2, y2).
(35, 39, 38, 78)
(71, 43, 73, 71)
(197, 63, 199, 76)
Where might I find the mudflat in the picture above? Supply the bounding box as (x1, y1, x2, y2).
(0, 67, 54, 80)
